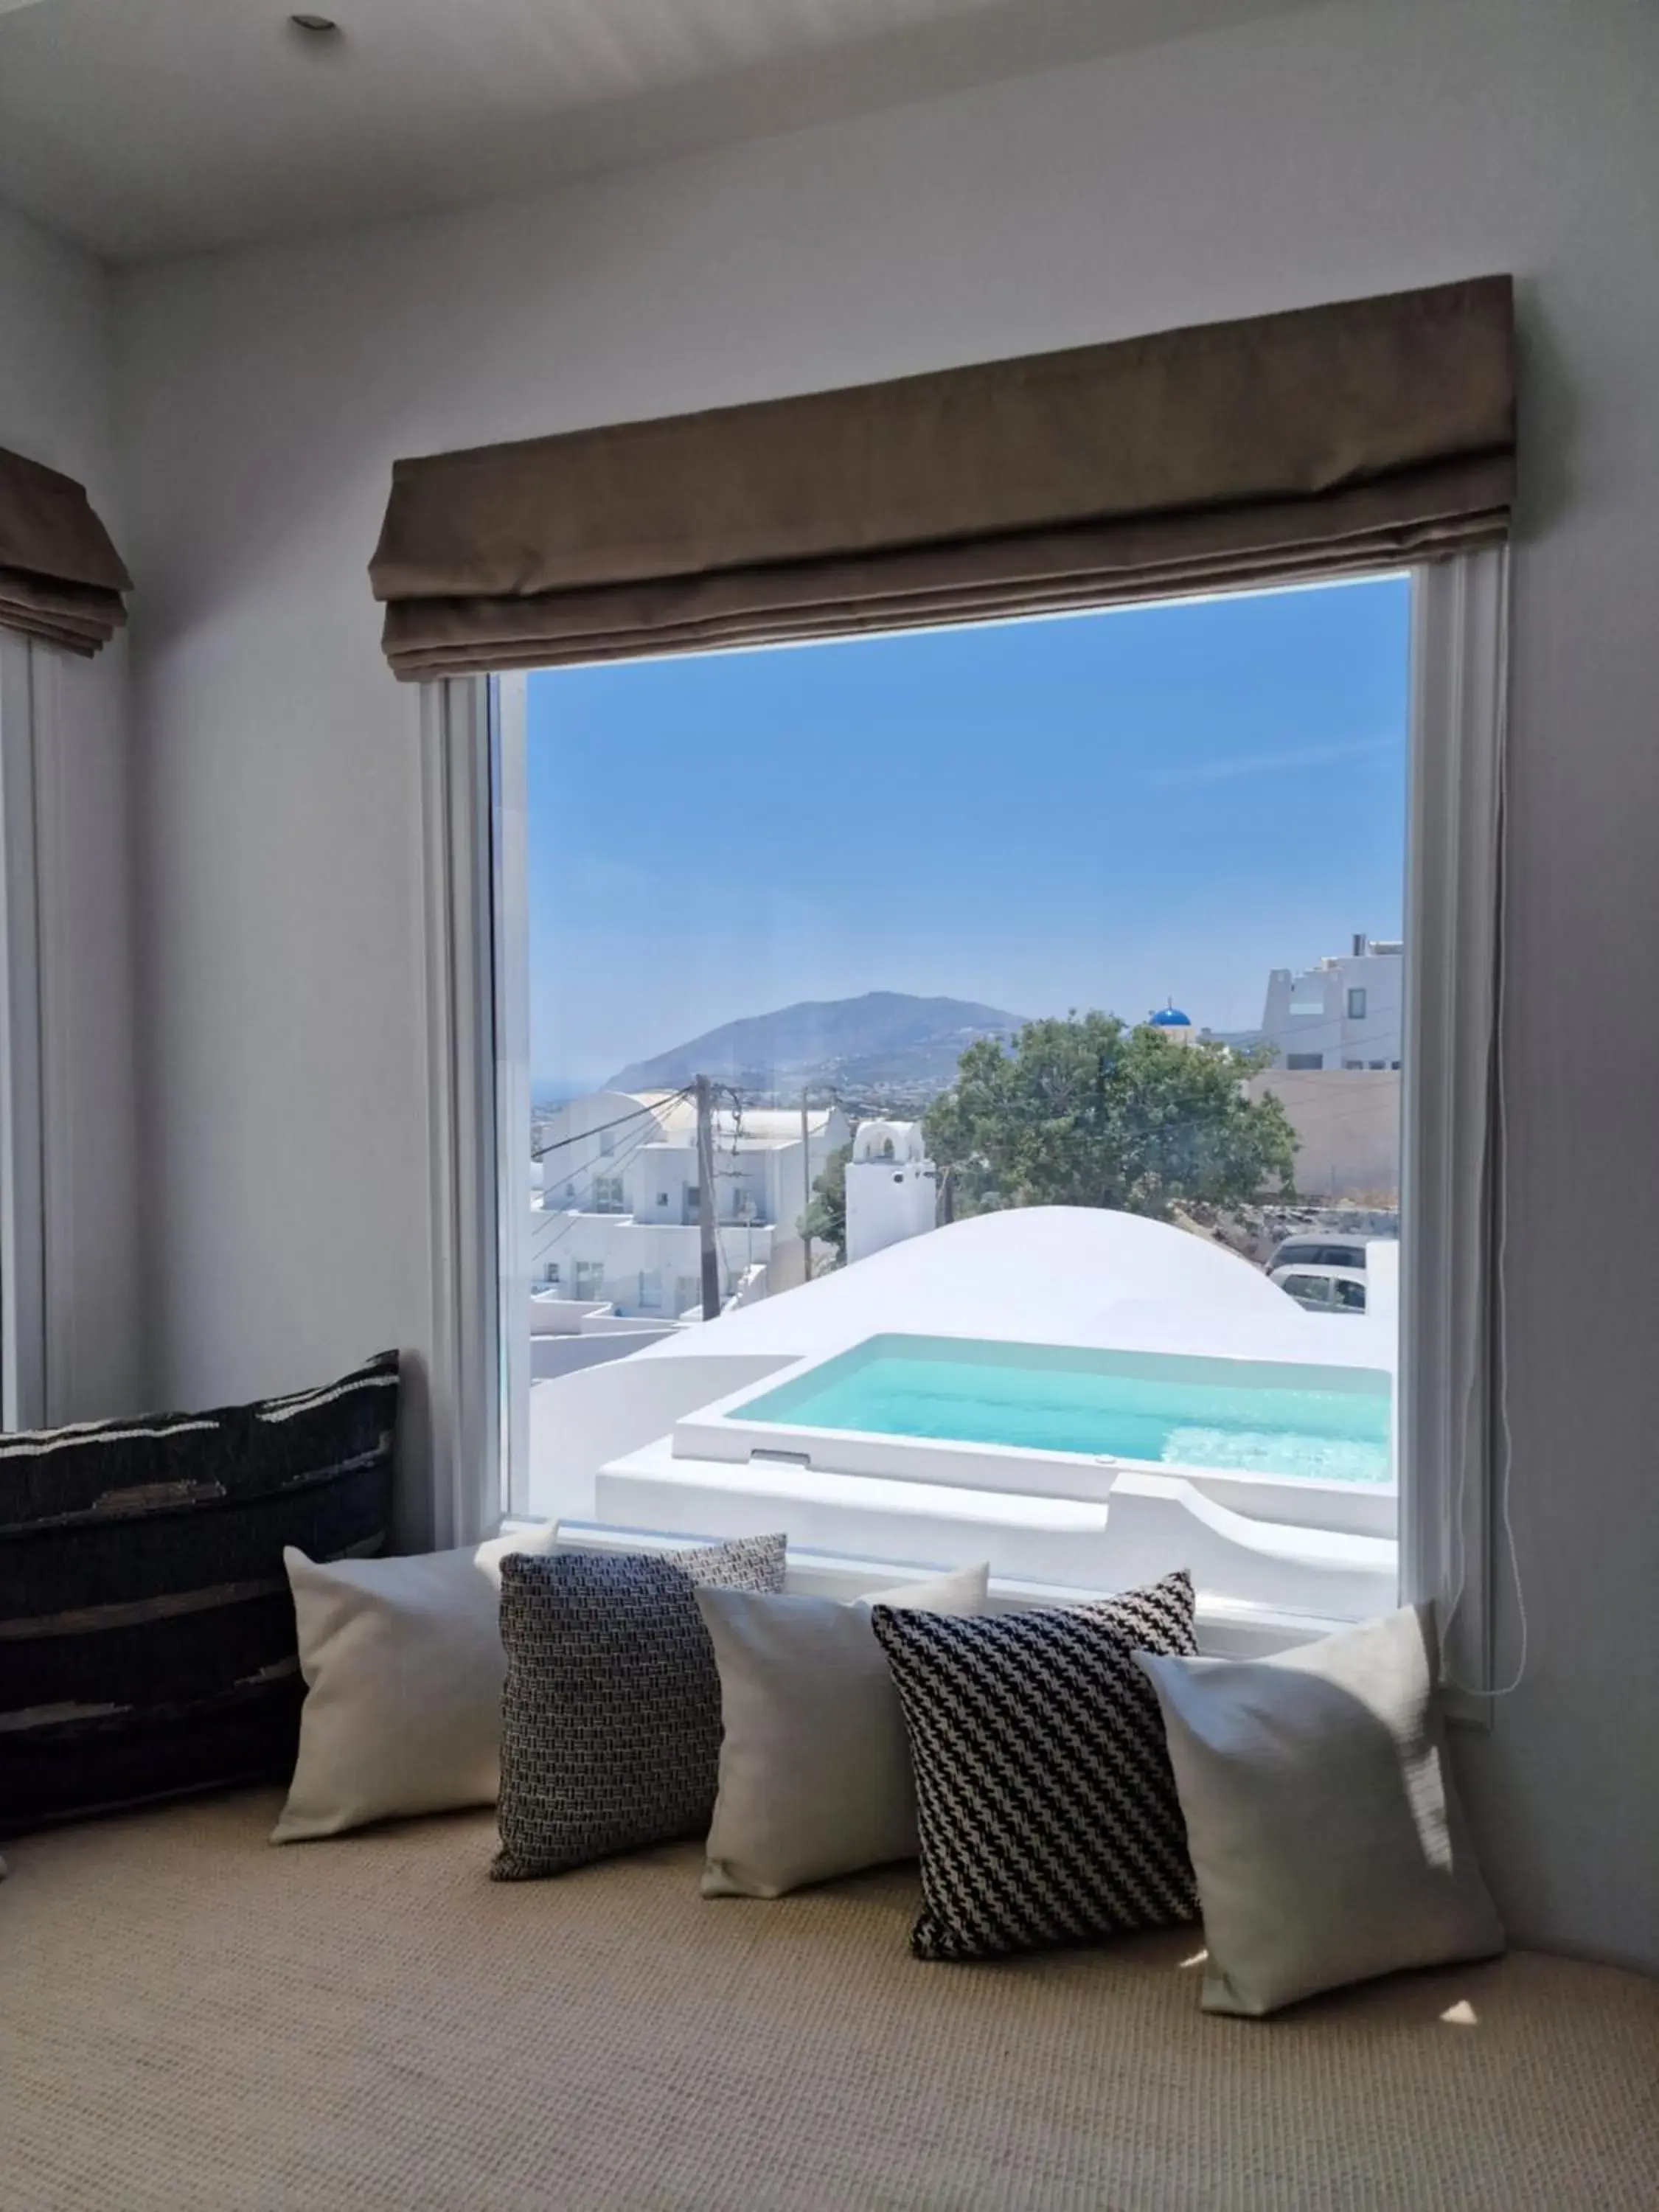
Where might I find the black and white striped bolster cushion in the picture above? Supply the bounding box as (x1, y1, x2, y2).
(0, 1349, 400, 1833)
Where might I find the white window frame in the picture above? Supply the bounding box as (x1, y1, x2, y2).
(422, 556, 1511, 1672)
(417, 673, 518, 1548)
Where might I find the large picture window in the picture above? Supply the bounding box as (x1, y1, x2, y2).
(396, 287, 1511, 1666)
(494, 574, 1429, 1638)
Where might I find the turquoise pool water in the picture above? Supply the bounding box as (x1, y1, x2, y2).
(733, 1335, 1392, 1485)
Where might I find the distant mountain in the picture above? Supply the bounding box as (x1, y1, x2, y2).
(608, 992, 1025, 1097)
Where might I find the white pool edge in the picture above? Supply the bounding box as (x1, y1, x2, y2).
(672, 1335, 1397, 1543)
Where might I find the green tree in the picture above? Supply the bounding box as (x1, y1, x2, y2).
(799, 1141, 852, 1265)
(923, 1012, 1295, 1222)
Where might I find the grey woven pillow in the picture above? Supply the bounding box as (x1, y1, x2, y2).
(493, 1534, 786, 1880)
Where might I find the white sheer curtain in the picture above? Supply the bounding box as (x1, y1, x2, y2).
(1399, 547, 1512, 1705)
(411, 673, 504, 1552)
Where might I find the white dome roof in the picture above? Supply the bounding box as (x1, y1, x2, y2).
(642, 1204, 1365, 1371)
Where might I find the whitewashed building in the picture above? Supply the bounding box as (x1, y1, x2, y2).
(844, 1118, 939, 1265)
(1252, 935, 1404, 1201)
(529, 1089, 849, 1318)
(1260, 933, 1403, 1071)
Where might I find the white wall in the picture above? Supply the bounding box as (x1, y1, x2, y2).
(532, 1208, 776, 1317)
(1262, 946, 1405, 1067)
(114, 0, 1659, 1970)
(846, 1155, 939, 1265)
(0, 202, 142, 1421)
(529, 1350, 794, 1525)
(530, 1328, 677, 1383)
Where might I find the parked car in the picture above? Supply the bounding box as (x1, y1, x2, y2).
(1267, 1234, 1371, 1274)
(1271, 1263, 1368, 1314)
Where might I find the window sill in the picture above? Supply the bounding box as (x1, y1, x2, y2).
(519, 1520, 1352, 1662)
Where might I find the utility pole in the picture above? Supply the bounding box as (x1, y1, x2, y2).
(800, 1087, 814, 1286)
(695, 1074, 720, 1322)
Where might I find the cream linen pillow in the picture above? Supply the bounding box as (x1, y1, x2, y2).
(1137, 1604, 1505, 2014)
(697, 1562, 990, 1899)
(272, 1528, 557, 1843)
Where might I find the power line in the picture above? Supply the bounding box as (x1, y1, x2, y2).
(1256, 1090, 1405, 1132)
(536, 1108, 662, 1220)
(530, 1113, 669, 1263)
(1242, 1012, 1410, 1060)
(531, 1080, 771, 1263)
(695, 1074, 721, 1321)
(530, 1088, 689, 1164)
(529, 1080, 773, 1302)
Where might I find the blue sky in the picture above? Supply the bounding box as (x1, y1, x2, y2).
(526, 574, 1411, 1090)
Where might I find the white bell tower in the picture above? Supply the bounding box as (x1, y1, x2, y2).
(844, 1119, 938, 1265)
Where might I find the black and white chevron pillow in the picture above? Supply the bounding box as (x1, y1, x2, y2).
(871, 1569, 1200, 1960)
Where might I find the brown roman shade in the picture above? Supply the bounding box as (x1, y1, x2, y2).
(0, 445, 131, 656)
(371, 276, 1514, 680)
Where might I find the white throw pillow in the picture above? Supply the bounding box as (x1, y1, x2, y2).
(272, 1528, 558, 1843)
(1137, 1605, 1505, 2014)
(697, 1562, 990, 1899)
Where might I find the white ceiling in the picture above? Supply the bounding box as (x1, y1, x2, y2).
(0, 0, 1323, 263)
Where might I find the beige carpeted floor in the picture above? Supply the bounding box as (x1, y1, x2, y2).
(4, 1790, 1657, 2212)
